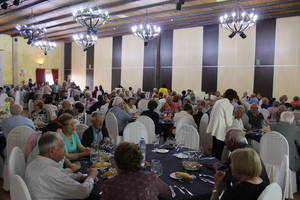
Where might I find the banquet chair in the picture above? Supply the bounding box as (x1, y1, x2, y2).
(76, 124, 88, 140)
(176, 125, 199, 150)
(105, 112, 122, 145)
(260, 108, 270, 121)
(3, 126, 34, 191)
(123, 121, 148, 144)
(199, 113, 212, 154)
(8, 147, 26, 193)
(14, 91, 21, 105)
(10, 174, 32, 200)
(293, 112, 300, 126)
(138, 99, 149, 113)
(260, 131, 297, 199)
(257, 183, 282, 200)
(28, 99, 34, 114)
(137, 116, 156, 143)
(175, 117, 195, 137)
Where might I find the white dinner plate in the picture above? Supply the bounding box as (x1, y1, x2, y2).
(173, 153, 188, 159)
(155, 149, 169, 154)
(169, 172, 183, 180)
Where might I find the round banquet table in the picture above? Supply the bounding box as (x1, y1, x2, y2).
(80, 144, 218, 200)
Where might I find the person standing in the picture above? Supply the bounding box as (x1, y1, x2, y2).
(207, 89, 237, 159)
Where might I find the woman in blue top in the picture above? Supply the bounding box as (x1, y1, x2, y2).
(58, 113, 91, 160)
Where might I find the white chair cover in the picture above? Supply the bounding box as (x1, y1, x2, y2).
(10, 175, 32, 200)
(14, 91, 21, 105)
(105, 112, 122, 145)
(260, 131, 297, 199)
(260, 108, 270, 121)
(137, 116, 156, 143)
(3, 126, 34, 191)
(76, 124, 88, 140)
(293, 111, 300, 126)
(176, 125, 199, 150)
(252, 140, 261, 153)
(8, 147, 26, 179)
(137, 99, 149, 113)
(258, 183, 282, 200)
(123, 121, 148, 144)
(175, 117, 196, 137)
(28, 99, 34, 114)
(199, 114, 212, 153)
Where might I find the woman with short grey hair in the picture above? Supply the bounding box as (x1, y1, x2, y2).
(280, 111, 295, 125)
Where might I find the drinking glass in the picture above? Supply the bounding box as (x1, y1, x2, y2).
(90, 148, 98, 164)
(151, 159, 163, 176)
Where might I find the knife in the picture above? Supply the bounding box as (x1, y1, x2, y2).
(200, 178, 215, 185)
(168, 185, 176, 198)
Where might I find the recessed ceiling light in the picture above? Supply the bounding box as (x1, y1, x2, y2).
(171, 18, 174, 21)
(216, 0, 228, 2)
(117, 15, 128, 19)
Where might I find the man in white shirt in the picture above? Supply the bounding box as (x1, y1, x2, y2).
(25, 132, 97, 200)
(206, 89, 237, 159)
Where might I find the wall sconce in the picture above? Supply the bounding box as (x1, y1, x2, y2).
(36, 58, 44, 66)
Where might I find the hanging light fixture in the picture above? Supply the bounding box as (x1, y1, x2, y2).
(131, 10, 161, 46)
(73, 7, 109, 32)
(33, 39, 56, 55)
(219, 6, 257, 39)
(73, 32, 98, 51)
(131, 23, 161, 46)
(16, 24, 47, 45)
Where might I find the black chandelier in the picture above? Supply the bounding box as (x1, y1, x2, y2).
(16, 24, 47, 45)
(1, 0, 24, 10)
(33, 39, 56, 55)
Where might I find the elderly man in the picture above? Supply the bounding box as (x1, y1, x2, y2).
(1, 104, 35, 137)
(246, 103, 264, 130)
(222, 129, 270, 189)
(81, 112, 109, 147)
(25, 132, 97, 200)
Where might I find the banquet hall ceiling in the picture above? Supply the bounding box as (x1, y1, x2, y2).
(0, 0, 299, 42)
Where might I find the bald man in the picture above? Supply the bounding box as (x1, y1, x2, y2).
(1, 104, 35, 137)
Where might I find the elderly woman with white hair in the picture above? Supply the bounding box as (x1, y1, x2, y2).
(271, 111, 300, 171)
(109, 97, 133, 136)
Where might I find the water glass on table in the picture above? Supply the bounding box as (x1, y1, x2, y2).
(151, 159, 163, 176)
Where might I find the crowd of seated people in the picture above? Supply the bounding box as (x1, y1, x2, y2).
(1, 79, 300, 199)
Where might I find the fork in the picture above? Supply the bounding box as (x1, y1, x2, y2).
(180, 186, 194, 196)
(173, 184, 185, 194)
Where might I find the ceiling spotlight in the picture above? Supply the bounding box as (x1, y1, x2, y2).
(1, 2, 8, 9)
(13, 0, 20, 6)
(228, 32, 236, 38)
(240, 32, 247, 39)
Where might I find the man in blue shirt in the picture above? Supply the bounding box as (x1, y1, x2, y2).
(1, 104, 35, 137)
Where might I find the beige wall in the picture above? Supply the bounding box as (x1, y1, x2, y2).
(121, 35, 144, 91)
(273, 16, 300, 101)
(172, 27, 203, 93)
(71, 43, 86, 89)
(16, 37, 64, 85)
(217, 25, 256, 97)
(94, 37, 113, 92)
(0, 34, 13, 84)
